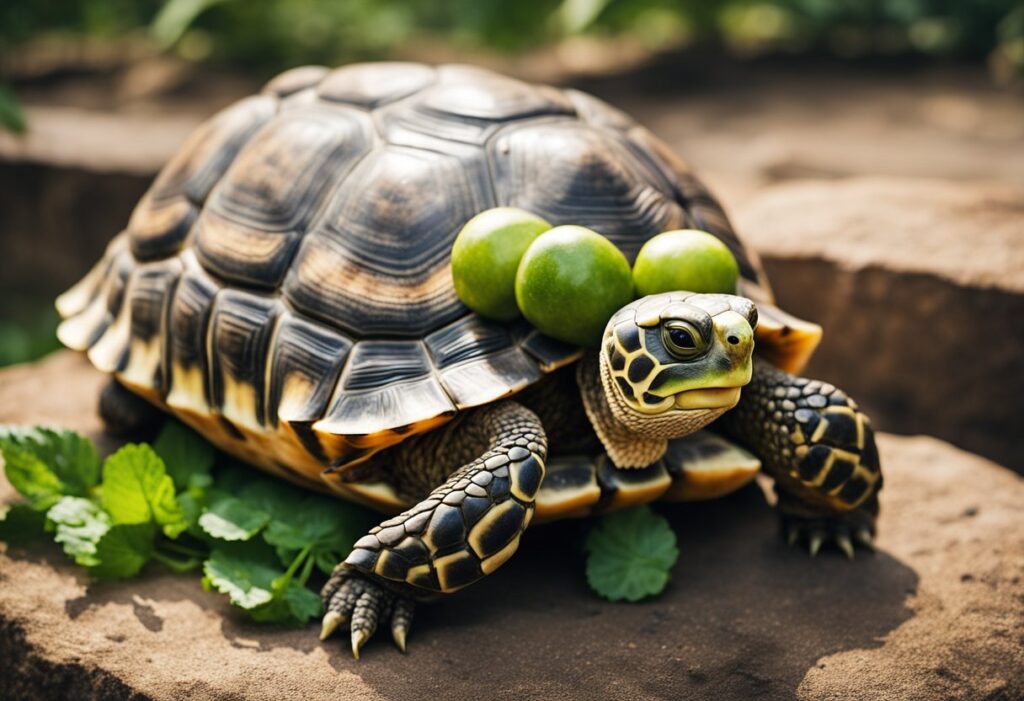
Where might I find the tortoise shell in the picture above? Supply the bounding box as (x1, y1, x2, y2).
(56, 62, 791, 506)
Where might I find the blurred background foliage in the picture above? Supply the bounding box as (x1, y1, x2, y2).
(2, 0, 1022, 74)
(0, 0, 1022, 366)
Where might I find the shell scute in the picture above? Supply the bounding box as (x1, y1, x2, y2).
(208, 288, 280, 430)
(317, 62, 436, 109)
(283, 146, 489, 337)
(266, 311, 352, 426)
(128, 95, 277, 261)
(195, 105, 375, 288)
(165, 252, 221, 415)
(489, 120, 687, 261)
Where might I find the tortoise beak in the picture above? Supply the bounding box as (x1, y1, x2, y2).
(674, 387, 741, 410)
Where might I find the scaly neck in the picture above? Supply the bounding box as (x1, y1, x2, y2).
(576, 352, 669, 468)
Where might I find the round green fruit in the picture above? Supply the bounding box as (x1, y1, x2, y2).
(632, 229, 740, 296)
(451, 207, 552, 321)
(515, 226, 634, 347)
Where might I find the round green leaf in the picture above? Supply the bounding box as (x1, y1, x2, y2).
(585, 506, 679, 602)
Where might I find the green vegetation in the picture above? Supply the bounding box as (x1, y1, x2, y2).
(1, 0, 1020, 72)
(0, 301, 61, 368)
(585, 505, 679, 602)
(1, 420, 681, 615)
(0, 422, 375, 625)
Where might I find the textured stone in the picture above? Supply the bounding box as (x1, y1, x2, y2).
(735, 177, 1024, 471)
(1, 352, 1022, 700)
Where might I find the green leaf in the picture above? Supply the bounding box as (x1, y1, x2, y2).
(30, 428, 101, 494)
(46, 496, 111, 566)
(0, 426, 100, 509)
(202, 539, 323, 626)
(89, 523, 156, 579)
(202, 542, 282, 610)
(101, 444, 187, 538)
(248, 580, 322, 626)
(0, 84, 26, 135)
(199, 496, 270, 542)
(234, 473, 307, 521)
(177, 491, 204, 534)
(153, 419, 215, 491)
(1, 444, 65, 510)
(0, 503, 48, 544)
(585, 506, 679, 602)
(262, 495, 371, 570)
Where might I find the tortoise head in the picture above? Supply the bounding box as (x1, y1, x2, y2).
(596, 292, 757, 446)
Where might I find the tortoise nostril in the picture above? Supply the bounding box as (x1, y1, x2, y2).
(727, 334, 740, 345)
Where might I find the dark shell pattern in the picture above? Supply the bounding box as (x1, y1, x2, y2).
(56, 62, 770, 497)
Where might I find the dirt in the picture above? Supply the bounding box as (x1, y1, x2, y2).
(1, 351, 1022, 700)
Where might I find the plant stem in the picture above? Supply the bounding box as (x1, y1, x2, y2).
(297, 546, 316, 586)
(275, 543, 313, 592)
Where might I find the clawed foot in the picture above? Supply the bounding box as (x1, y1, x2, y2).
(780, 503, 876, 559)
(320, 569, 415, 658)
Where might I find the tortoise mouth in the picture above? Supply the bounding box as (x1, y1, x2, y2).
(673, 386, 742, 410)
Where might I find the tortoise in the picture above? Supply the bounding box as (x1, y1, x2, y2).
(56, 62, 882, 657)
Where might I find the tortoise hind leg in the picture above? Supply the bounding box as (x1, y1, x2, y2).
(320, 400, 547, 657)
(720, 358, 882, 558)
(98, 378, 165, 438)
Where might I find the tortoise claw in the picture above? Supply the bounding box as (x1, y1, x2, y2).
(351, 628, 370, 660)
(390, 597, 415, 654)
(835, 533, 855, 560)
(854, 527, 875, 550)
(786, 525, 800, 547)
(320, 610, 344, 641)
(320, 569, 414, 657)
(808, 532, 825, 557)
(779, 504, 877, 559)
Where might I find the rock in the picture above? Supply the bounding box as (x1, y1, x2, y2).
(0, 108, 203, 296)
(1, 351, 1022, 700)
(734, 177, 1024, 472)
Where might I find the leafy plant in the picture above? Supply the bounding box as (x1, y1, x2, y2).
(0, 420, 375, 626)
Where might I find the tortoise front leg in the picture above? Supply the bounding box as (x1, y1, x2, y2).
(721, 358, 882, 557)
(320, 400, 546, 657)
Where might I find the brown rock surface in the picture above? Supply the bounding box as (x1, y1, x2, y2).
(2, 352, 1022, 700)
(734, 177, 1024, 472)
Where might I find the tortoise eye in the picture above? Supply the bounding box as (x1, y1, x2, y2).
(662, 321, 706, 360)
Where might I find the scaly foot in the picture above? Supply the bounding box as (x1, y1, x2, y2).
(320, 569, 415, 658)
(780, 501, 876, 559)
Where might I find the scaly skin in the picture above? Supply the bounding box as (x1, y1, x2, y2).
(720, 358, 882, 557)
(320, 400, 546, 657)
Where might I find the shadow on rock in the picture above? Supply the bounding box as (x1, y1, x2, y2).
(325, 483, 917, 701)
